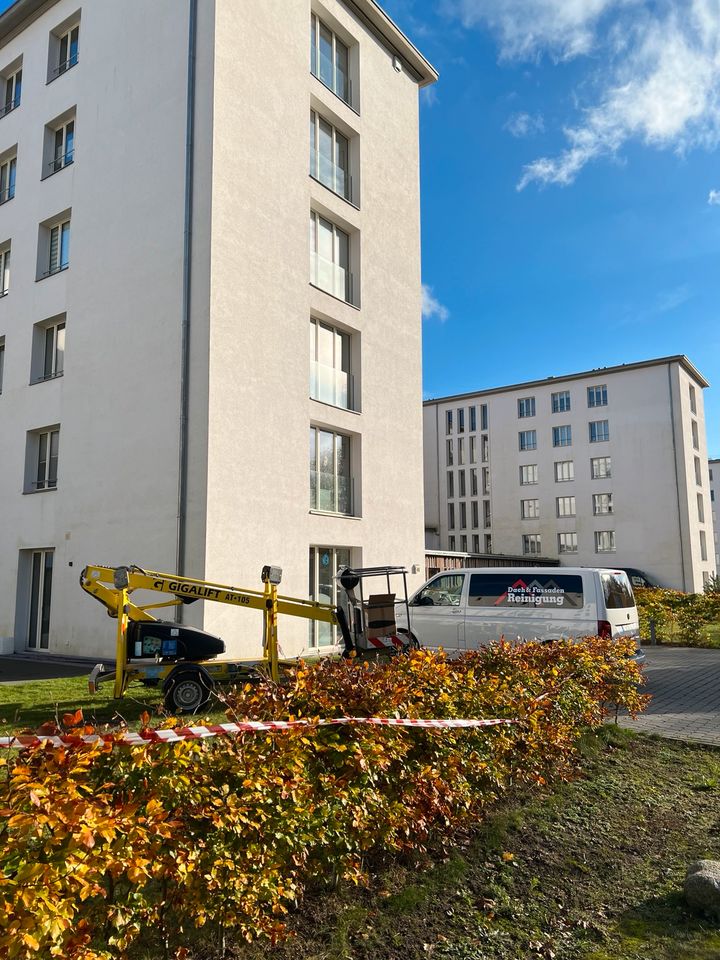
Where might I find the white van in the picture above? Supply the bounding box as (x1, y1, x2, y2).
(397, 567, 643, 659)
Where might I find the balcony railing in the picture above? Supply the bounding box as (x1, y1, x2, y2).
(310, 149, 352, 203)
(0, 97, 20, 119)
(310, 360, 354, 410)
(47, 150, 74, 176)
(0, 185, 15, 204)
(311, 472, 354, 516)
(48, 53, 79, 82)
(39, 262, 69, 280)
(310, 251, 354, 304)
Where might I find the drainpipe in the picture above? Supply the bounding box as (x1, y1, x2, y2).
(667, 363, 687, 591)
(176, 0, 198, 599)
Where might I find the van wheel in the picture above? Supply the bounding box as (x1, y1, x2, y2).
(164, 669, 213, 713)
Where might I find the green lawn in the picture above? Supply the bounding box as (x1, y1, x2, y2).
(701, 624, 720, 648)
(0, 674, 232, 735)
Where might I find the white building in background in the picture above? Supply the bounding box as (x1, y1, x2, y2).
(424, 356, 716, 593)
(0, 0, 436, 659)
(710, 459, 720, 577)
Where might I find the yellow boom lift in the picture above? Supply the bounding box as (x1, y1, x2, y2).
(80, 563, 346, 713)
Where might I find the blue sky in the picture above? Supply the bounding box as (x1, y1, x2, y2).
(382, 0, 720, 458)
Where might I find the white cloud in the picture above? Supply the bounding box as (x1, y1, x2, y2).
(422, 284, 450, 322)
(446, 0, 720, 188)
(710, 188, 720, 205)
(504, 111, 545, 137)
(444, 0, 627, 60)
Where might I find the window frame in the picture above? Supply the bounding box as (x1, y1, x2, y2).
(554, 459, 574, 482)
(591, 456, 612, 480)
(522, 533, 542, 556)
(309, 425, 353, 516)
(0, 153, 16, 204)
(587, 384, 608, 408)
(551, 390, 571, 413)
(309, 109, 351, 202)
(1, 67, 22, 118)
(0, 242, 10, 296)
(517, 396, 536, 418)
(592, 492, 613, 516)
(521, 498, 540, 519)
(309, 210, 353, 304)
(558, 532, 578, 554)
(594, 530, 616, 553)
(556, 495, 576, 518)
(310, 13, 351, 106)
(519, 429, 537, 451)
(589, 419, 610, 443)
(309, 317, 353, 410)
(519, 463, 538, 485)
(552, 425, 572, 448)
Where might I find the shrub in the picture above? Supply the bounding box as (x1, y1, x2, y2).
(635, 587, 720, 646)
(0, 639, 646, 959)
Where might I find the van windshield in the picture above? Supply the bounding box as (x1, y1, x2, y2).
(601, 572, 635, 609)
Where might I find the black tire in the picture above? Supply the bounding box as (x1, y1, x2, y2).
(164, 669, 213, 713)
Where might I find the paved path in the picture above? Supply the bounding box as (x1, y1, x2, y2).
(618, 646, 720, 746)
(0, 656, 90, 684)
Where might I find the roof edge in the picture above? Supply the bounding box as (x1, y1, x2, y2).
(423, 355, 710, 406)
(0, 0, 57, 44)
(343, 0, 438, 86)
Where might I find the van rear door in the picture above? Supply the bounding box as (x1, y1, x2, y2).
(598, 571, 640, 640)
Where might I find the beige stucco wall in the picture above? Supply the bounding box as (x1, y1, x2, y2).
(201, 0, 427, 658)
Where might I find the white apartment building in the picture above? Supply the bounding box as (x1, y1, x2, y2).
(710, 459, 720, 576)
(0, 0, 436, 659)
(424, 357, 716, 592)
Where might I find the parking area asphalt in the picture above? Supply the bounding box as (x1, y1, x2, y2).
(0, 655, 90, 683)
(618, 646, 720, 747)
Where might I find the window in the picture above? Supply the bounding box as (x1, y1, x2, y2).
(38, 213, 71, 279)
(49, 20, 80, 81)
(521, 498, 539, 519)
(700, 530, 708, 562)
(518, 396, 535, 418)
(457, 437, 465, 466)
(523, 534, 542, 555)
(0, 152, 16, 204)
(310, 110, 350, 201)
(448, 503, 455, 530)
(446, 439, 453, 466)
(27, 427, 60, 491)
(691, 420, 699, 451)
(471, 501, 479, 528)
(558, 532, 578, 554)
(483, 500, 491, 527)
(472, 534, 480, 553)
(415, 573, 465, 606)
(469, 406, 477, 432)
(0, 336, 4, 393)
(481, 435, 489, 462)
(694, 456, 702, 486)
(447, 471, 454, 498)
(26, 550, 54, 649)
(1, 65, 21, 117)
(482, 467, 490, 495)
(309, 426, 352, 515)
(697, 493, 705, 523)
(690, 384, 697, 415)
(711, 489, 715, 502)
(470, 468, 478, 496)
(593, 493, 613, 515)
(469, 435, 476, 463)
(50, 119, 75, 176)
(589, 420, 609, 443)
(480, 404, 488, 430)
(457, 408, 465, 433)
(519, 430, 536, 451)
(594, 530, 616, 553)
(552, 390, 571, 413)
(460, 535, 468, 552)
(553, 425, 572, 447)
(309, 318, 353, 409)
(520, 464, 538, 485)
(448, 536, 456, 551)
(458, 469, 466, 498)
(308, 546, 351, 647)
(485, 533, 493, 553)
(556, 496, 576, 517)
(309, 211, 352, 303)
(459, 502, 467, 528)
(446, 410, 453, 434)
(0, 241, 9, 296)
(587, 384, 607, 407)
(310, 14, 350, 105)
(31, 316, 65, 382)
(591, 456, 612, 479)
(554, 460, 574, 482)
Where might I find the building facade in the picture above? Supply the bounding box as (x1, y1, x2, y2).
(424, 357, 715, 592)
(710, 459, 720, 577)
(0, 0, 436, 659)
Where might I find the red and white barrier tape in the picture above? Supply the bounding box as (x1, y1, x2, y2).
(0, 716, 515, 750)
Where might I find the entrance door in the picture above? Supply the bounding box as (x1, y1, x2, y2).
(27, 550, 53, 649)
(309, 546, 351, 647)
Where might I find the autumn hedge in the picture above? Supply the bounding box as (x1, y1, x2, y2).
(635, 587, 720, 646)
(0, 638, 647, 959)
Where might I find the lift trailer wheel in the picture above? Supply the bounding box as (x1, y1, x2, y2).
(164, 667, 213, 714)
